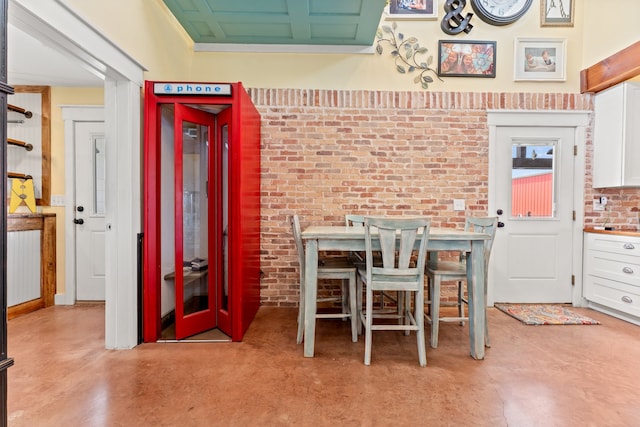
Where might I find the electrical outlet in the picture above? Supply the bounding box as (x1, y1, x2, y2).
(453, 199, 465, 211)
(593, 197, 605, 211)
(51, 195, 65, 206)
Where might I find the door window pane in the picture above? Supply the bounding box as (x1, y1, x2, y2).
(93, 135, 106, 215)
(511, 141, 555, 218)
(221, 124, 229, 312)
(182, 121, 209, 316)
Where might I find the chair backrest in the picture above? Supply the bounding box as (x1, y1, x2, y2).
(345, 214, 365, 228)
(464, 216, 498, 266)
(363, 217, 431, 283)
(290, 215, 305, 284)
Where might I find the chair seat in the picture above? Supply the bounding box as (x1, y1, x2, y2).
(427, 260, 467, 276)
(320, 256, 356, 270)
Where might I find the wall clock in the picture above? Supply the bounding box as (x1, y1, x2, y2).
(470, 0, 533, 26)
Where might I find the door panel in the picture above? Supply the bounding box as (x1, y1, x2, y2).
(174, 104, 216, 339)
(230, 85, 262, 340)
(216, 108, 231, 334)
(490, 126, 574, 303)
(75, 121, 106, 301)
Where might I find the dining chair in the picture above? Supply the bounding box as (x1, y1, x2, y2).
(358, 216, 431, 366)
(290, 214, 358, 345)
(345, 214, 366, 264)
(425, 216, 498, 348)
(345, 213, 391, 332)
(345, 214, 365, 228)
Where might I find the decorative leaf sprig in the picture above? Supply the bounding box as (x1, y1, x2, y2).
(375, 21, 441, 89)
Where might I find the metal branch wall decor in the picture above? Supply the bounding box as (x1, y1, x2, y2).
(375, 21, 442, 89)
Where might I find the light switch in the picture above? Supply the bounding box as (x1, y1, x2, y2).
(51, 195, 65, 206)
(453, 199, 465, 211)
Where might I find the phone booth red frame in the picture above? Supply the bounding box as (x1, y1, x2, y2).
(143, 81, 261, 342)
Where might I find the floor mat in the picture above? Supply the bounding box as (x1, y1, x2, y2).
(495, 304, 601, 325)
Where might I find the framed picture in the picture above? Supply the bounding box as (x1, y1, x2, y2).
(540, 0, 574, 27)
(385, 0, 438, 20)
(437, 40, 496, 78)
(514, 38, 566, 81)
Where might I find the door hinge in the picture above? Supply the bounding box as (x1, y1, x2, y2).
(571, 274, 575, 286)
(574, 145, 577, 156)
(572, 210, 576, 221)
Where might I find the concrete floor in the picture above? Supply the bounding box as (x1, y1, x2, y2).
(7, 303, 640, 426)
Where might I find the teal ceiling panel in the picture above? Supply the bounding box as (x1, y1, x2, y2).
(309, 0, 363, 15)
(310, 24, 358, 40)
(220, 23, 294, 39)
(162, 0, 386, 47)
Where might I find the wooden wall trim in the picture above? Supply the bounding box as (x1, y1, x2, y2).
(580, 41, 640, 94)
(7, 214, 56, 319)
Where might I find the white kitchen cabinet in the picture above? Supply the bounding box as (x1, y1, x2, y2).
(583, 231, 640, 325)
(592, 82, 640, 188)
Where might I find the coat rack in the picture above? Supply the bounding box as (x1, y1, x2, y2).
(7, 86, 52, 206)
(7, 137, 33, 151)
(8, 103, 32, 118)
(7, 101, 36, 212)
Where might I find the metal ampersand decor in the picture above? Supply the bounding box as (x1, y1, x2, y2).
(441, 0, 473, 35)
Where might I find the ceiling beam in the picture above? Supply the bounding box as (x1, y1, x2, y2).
(580, 41, 640, 94)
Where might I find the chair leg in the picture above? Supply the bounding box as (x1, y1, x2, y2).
(296, 279, 305, 345)
(457, 281, 466, 326)
(484, 279, 491, 348)
(348, 272, 358, 343)
(341, 280, 349, 321)
(415, 288, 427, 367)
(356, 276, 363, 335)
(430, 275, 442, 349)
(403, 291, 411, 335)
(364, 287, 374, 366)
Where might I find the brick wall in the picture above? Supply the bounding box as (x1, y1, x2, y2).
(249, 88, 634, 307)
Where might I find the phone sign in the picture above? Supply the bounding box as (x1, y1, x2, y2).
(154, 83, 231, 95)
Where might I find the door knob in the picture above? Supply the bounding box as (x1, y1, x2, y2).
(77, 206, 84, 212)
(497, 221, 505, 228)
(496, 209, 503, 215)
(73, 218, 84, 225)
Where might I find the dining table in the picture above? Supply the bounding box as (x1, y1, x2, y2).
(300, 225, 490, 360)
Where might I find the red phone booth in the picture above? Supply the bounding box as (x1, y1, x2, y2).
(143, 81, 261, 342)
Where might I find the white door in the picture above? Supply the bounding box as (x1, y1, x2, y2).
(74, 121, 106, 301)
(490, 126, 575, 303)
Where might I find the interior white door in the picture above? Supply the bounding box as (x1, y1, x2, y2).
(490, 126, 575, 303)
(74, 121, 106, 301)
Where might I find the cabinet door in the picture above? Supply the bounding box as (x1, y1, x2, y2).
(593, 82, 640, 188)
(593, 84, 624, 188)
(622, 83, 640, 186)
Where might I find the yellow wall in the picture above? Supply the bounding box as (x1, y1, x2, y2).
(63, 0, 193, 81)
(581, 0, 640, 68)
(188, 3, 582, 92)
(62, 0, 640, 91)
(42, 87, 104, 294)
(61, 1, 640, 91)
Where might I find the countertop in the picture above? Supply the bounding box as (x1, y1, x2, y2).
(584, 227, 640, 237)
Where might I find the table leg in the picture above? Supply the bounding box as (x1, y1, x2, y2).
(303, 239, 318, 357)
(467, 239, 485, 360)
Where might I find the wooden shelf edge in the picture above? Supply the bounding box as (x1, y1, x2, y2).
(580, 41, 640, 94)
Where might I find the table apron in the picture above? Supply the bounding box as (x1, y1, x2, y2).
(315, 239, 473, 252)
